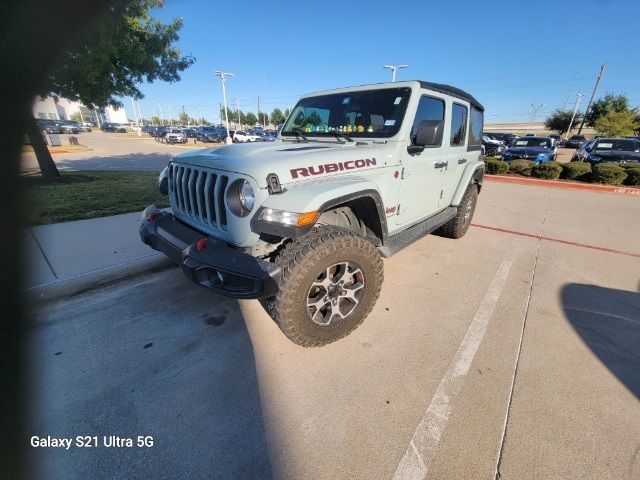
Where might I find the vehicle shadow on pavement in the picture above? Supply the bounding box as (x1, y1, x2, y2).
(561, 283, 640, 399)
(26, 270, 273, 479)
(56, 152, 174, 171)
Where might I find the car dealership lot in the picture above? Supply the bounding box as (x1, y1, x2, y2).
(22, 131, 203, 172)
(24, 181, 639, 479)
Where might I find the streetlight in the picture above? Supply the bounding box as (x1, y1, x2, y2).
(383, 64, 408, 82)
(565, 93, 584, 140)
(214, 70, 235, 144)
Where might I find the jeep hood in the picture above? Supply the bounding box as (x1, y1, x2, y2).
(172, 141, 387, 187)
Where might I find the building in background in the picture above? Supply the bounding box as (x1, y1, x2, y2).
(32, 96, 129, 124)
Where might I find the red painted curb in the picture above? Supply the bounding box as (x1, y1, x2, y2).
(471, 223, 640, 259)
(485, 175, 640, 197)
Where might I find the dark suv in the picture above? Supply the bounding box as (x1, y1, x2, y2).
(564, 135, 586, 149)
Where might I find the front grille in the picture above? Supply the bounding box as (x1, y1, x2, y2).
(168, 164, 229, 231)
(512, 154, 534, 160)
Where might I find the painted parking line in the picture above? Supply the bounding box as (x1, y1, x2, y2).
(392, 257, 514, 480)
(471, 224, 640, 259)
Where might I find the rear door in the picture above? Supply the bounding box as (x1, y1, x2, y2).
(443, 102, 470, 204)
(396, 95, 448, 226)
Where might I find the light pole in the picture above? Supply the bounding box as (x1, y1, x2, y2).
(383, 64, 408, 82)
(157, 99, 164, 126)
(565, 93, 584, 140)
(214, 70, 235, 144)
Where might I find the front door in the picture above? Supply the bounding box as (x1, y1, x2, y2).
(396, 95, 448, 226)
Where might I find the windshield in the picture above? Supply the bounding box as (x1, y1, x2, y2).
(281, 87, 411, 138)
(512, 138, 552, 148)
(594, 139, 640, 152)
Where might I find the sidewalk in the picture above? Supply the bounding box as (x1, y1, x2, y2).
(25, 210, 171, 301)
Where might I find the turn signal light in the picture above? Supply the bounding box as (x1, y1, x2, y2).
(296, 211, 320, 227)
(147, 211, 159, 223)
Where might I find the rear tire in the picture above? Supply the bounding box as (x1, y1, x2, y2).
(266, 225, 383, 347)
(437, 184, 478, 239)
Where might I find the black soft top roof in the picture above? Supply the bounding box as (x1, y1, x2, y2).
(418, 81, 484, 112)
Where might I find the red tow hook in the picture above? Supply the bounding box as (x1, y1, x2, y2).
(196, 238, 208, 252)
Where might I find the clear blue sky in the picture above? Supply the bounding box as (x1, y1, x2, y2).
(130, 0, 640, 124)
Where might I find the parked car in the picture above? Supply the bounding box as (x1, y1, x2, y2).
(484, 132, 516, 146)
(164, 128, 188, 144)
(140, 79, 486, 346)
(564, 135, 586, 149)
(36, 119, 61, 134)
(233, 130, 263, 143)
(183, 127, 197, 138)
(59, 121, 81, 134)
(501, 136, 557, 163)
(571, 137, 640, 164)
(199, 127, 226, 143)
(101, 122, 128, 133)
(548, 134, 563, 147)
(148, 126, 167, 139)
(482, 135, 505, 157)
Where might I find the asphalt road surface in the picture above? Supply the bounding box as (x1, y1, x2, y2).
(25, 181, 640, 479)
(22, 131, 206, 172)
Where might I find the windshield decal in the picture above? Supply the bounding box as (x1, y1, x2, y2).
(290, 158, 377, 179)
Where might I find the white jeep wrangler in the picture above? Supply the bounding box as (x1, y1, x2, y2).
(141, 81, 485, 346)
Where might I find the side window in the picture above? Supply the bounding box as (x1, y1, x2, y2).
(450, 103, 468, 146)
(410, 96, 445, 146)
(468, 106, 483, 150)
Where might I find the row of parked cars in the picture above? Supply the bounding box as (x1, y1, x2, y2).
(484, 130, 640, 165)
(36, 119, 93, 134)
(142, 125, 278, 144)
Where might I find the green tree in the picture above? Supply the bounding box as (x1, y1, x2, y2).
(586, 93, 634, 127)
(271, 108, 285, 126)
(198, 118, 211, 125)
(149, 116, 161, 125)
(245, 112, 257, 126)
(594, 110, 640, 137)
(70, 112, 83, 122)
(177, 112, 190, 125)
(544, 109, 581, 134)
(257, 110, 269, 126)
(284, 108, 291, 120)
(29, 0, 194, 177)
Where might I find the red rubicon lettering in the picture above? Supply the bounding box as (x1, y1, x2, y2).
(290, 168, 309, 179)
(290, 158, 377, 179)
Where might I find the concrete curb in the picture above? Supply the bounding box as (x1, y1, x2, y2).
(485, 175, 640, 196)
(25, 253, 174, 304)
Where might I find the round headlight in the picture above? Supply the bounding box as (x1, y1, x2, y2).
(238, 180, 255, 211)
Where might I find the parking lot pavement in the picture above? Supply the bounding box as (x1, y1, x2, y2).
(21, 132, 206, 172)
(25, 181, 639, 479)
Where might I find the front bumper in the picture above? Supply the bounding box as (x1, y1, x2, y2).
(139, 206, 280, 299)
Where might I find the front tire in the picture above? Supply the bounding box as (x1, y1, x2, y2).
(437, 184, 478, 239)
(267, 226, 383, 347)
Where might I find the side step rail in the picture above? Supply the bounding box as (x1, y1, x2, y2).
(378, 207, 457, 258)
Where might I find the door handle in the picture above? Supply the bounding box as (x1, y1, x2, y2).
(458, 159, 467, 164)
(434, 162, 448, 169)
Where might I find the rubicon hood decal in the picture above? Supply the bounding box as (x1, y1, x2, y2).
(291, 158, 377, 179)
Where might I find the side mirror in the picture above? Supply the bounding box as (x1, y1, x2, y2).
(407, 120, 444, 154)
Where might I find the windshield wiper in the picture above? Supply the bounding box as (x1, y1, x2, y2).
(330, 131, 354, 143)
(288, 128, 308, 142)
